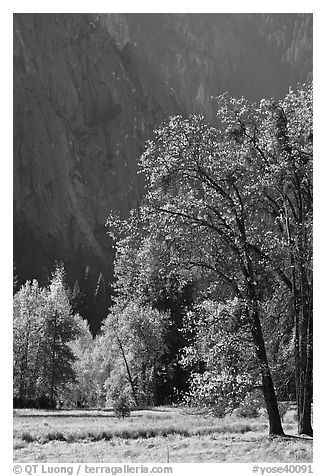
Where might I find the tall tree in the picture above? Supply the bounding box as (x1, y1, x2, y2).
(139, 113, 286, 434)
(138, 82, 312, 434)
(40, 265, 79, 405)
(215, 83, 312, 434)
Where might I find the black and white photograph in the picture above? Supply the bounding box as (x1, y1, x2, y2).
(11, 6, 314, 467)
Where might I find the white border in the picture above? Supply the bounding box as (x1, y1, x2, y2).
(3, 3, 324, 474)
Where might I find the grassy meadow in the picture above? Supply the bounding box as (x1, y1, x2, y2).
(13, 406, 313, 463)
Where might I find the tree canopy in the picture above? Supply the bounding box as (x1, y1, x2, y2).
(136, 82, 312, 435)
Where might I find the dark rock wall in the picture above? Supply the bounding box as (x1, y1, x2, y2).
(13, 13, 312, 329)
(14, 14, 174, 287)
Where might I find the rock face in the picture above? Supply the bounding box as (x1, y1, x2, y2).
(13, 13, 312, 329)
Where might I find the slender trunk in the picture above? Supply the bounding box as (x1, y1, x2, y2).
(19, 318, 31, 403)
(285, 203, 303, 429)
(114, 329, 139, 406)
(145, 365, 150, 406)
(153, 361, 158, 406)
(286, 197, 313, 436)
(50, 310, 58, 406)
(30, 334, 42, 401)
(290, 259, 302, 426)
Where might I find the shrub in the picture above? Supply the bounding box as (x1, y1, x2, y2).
(235, 389, 263, 418)
(13, 440, 27, 450)
(21, 431, 34, 443)
(112, 394, 131, 418)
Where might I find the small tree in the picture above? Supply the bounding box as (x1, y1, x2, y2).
(112, 393, 131, 418)
(68, 318, 111, 407)
(13, 265, 82, 408)
(13, 280, 47, 405)
(101, 301, 168, 407)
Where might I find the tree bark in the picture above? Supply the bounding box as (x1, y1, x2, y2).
(288, 207, 313, 436)
(298, 306, 313, 436)
(248, 294, 284, 436)
(244, 253, 284, 436)
(284, 202, 313, 435)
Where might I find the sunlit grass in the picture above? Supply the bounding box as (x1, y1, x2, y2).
(13, 407, 312, 463)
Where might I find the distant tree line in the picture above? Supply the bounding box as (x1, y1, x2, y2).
(13, 82, 312, 437)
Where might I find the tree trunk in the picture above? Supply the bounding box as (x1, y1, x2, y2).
(298, 309, 313, 436)
(153, 361, 158, 406)
(284, 172, 313, 436)
(245, 266, 284, 436)
(249, 299, 284, 435)
(114, 329, 139, 406)
(291, 271, 302, 428)
(285, 203, 313, 435)
(19, 319, 31, 403)
(50, 310, 58, 405)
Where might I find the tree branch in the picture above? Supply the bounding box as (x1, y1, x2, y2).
(246, 243, 292, 291)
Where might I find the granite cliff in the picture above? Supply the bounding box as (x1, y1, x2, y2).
(13, 13, 312, 331)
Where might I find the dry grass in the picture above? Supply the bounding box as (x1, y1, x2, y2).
(13, 407, 313, 463)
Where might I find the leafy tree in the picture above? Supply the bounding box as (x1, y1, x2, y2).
(66, 317, 110, 407)
(13, 265, 82, 408)
(137, 82, 312, 435)
(138, 112, 287, 434)
(39, 266, 77, 404)
(215, 83, 312, 434)
(13, 280, 47, 405)
(101, 301, 168, 406)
